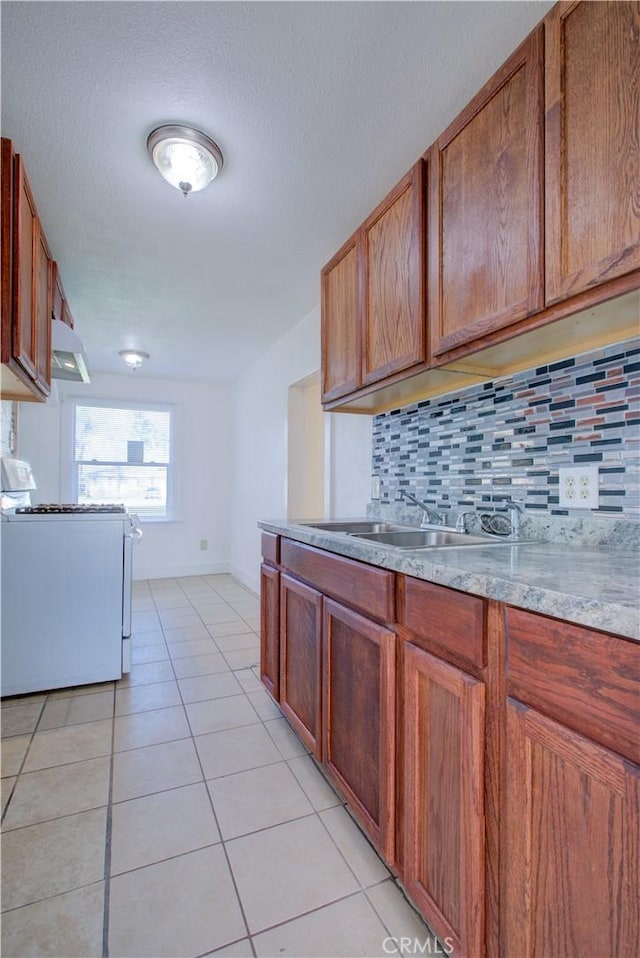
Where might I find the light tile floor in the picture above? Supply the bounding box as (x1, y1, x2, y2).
(1, 574, 438, 958)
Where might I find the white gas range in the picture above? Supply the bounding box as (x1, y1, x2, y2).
(1, 459, 142, 697)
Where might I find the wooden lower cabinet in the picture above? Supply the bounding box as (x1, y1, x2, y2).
(323, 598, 396, 861)
(259, 563, 279, 700)
(279, 573, 322, 758)
(504, 699, 640, 957)
(260, 541, 639, 957)
(402, 642, 485, 958)
(503, 606, 640, 957)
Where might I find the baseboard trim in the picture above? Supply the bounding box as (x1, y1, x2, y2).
(229, 563, 260, 597)
(134, 561, 230, 582)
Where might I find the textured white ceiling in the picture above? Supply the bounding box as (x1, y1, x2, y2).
(1, 1, 554, 383)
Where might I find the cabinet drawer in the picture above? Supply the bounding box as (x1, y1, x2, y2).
(261, 532, 279, 566)
(505, 607, 640, 764)
(398, 576, 486, 669)
(280, 539, 394, 623)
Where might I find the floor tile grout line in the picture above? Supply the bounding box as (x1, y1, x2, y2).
(101, 684, 117, 958)
(315, 800, 391, 892)
(109, 839, 223, 880)
(192, 655, 358, 953)
(210, 808, 320, 846)
(174, 582, 293, 957)
(1, 694, 48, 825)
(0, 696, 112, 921)
(243, 677, 431, 947)
(363, 879, 441, 949)
(194, 936, 251, 958)
(238, 885, 391, 944)
(155, 587, 258, 958)
(3, 577, 429, 955)
(1, 797, 111, 835)
(105, 776, 211, 808)
(137, 579, 425, 944)
(0, 878, 106, 917)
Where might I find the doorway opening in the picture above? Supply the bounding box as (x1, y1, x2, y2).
(287, 370, 327, 521)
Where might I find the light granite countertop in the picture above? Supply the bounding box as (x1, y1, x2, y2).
(258, 518, 640, 642)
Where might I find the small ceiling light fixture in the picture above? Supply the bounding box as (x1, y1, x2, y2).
(147, 124, 224, 197)
(119, 349, 150, 371)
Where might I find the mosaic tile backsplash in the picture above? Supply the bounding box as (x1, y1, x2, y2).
(372, 338, 640, 521)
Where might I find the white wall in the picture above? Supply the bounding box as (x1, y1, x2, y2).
(229, 305, 372, 593)
(17, 373, 233, 580)
(327, 411, 373, 517)
(15, 310, 372, 591)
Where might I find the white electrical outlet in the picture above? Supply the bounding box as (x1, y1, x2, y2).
(558, 466, 599, 509)
(200, 539, 208, 551)
(371, 476, 381, 500)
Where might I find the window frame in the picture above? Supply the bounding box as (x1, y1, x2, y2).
(68, 397, 176, 521)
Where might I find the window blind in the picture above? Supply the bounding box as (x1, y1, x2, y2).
(73, 402, 172, 518)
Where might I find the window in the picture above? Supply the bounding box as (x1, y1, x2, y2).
(72, 401, 173, 518)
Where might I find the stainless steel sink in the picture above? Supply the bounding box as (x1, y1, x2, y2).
(300, 520, 413, 534)
(354, 529, 519, 549)
(299, 519, 532, 550)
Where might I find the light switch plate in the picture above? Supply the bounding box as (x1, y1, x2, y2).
(371, 475, 381, 500)
(558, 465, 599, 509)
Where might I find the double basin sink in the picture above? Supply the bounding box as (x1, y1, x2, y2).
(300, 520, 523, 551)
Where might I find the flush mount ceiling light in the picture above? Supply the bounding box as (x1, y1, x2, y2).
(119, 349, 150, 371)
(147, 124, 224, 197)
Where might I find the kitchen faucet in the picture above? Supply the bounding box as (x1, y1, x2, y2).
(398, 490, 445, 527)
(504, 498, 525, 537)
(455, 511, 476, 534)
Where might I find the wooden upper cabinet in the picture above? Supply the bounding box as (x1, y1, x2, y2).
(321, 160, 426, 404)
(13, 155, 39, 381)
(52, 265, 75, 329)
(34, 221, 52, 396)
(545, 1, 640, 304)
(362, 160, 426, 385)
(61, 298, 74, 329)
(429, 28, 544, 358)
(321, 232, 361, 403)
(1, 142, 52, 400)
(52, 263, 64, 324)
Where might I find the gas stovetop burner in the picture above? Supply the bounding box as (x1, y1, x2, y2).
(16, 503, 127, 514)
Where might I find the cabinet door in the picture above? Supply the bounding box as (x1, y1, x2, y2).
(260, 563, 280, 700)
(403, 642, 485, 958)
(323, 598, 396, 861)
(321, 232, 361, 402)
(61, 298, 74, 329)
(33, 220, 51, 396)
(1, 139, 14, 361)
(52, 263, 64, 324)
(279, 573, 322, 757)
(504, 699, 640, 957)
(13, 154, 38, 380)
(545, 2, 640, 304)
(362, 160, 426, 385)
(429, 29, 544, 358)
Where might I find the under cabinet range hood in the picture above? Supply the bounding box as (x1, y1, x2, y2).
(51, 319, 91, 383)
